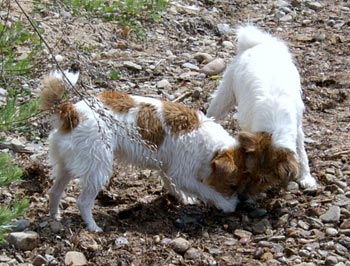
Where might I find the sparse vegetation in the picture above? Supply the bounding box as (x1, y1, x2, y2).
(0, 153, 29, 243)
(0, 90, 39, 132)
(35, 0, 168, 38)
(0, 10, 41, 133)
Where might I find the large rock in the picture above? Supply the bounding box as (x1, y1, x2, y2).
(6, 231, 39, 251)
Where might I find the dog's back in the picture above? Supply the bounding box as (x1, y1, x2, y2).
(234, 26, 303, 137)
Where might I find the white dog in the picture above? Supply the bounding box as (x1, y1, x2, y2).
(207, 25, 317, 191)
(40, 68, 254, 232)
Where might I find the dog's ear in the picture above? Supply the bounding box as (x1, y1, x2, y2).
(276, 148, 300, 187)
(211, 150, 237, 177)
(239, 131, 272, 153)
(238, 131, 258, 152)
(208, 150, 239, 196)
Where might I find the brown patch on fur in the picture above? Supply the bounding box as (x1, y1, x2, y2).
(162, 101, 200, 135)
(59, 103, 80, 133)
(207, 148, 249, 197)
(40, 76, 65, 110)
(136, 103, 165, 148)
(238, 131, 300, 195)
(99, 91, 136, 113)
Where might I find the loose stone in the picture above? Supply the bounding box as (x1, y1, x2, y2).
(320, 206, 341, 223)
(170, 237, 190, 254)
(64, 251, 87, 266)
(184, 248, 201, 260)
(6, 231, 39, 251)
(326, 227, 338, 236)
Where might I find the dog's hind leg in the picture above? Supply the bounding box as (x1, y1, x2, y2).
(49, 163, 72, 220)
(76, 153, 113, 232)
(207, 65, 237, 120)
(77, 181, 104, 232)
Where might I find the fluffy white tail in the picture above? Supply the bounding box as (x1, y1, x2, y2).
(236, 25, 277, 54)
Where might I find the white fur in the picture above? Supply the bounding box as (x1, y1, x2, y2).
(207, 25, 317, 189)
(47, 73, 239, 232)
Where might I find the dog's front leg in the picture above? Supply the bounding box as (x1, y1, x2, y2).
(296, 125, 317, 188)
(160, 173, 198, 205)
(182, 179, 239, 213)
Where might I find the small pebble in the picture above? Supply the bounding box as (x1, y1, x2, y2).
(157, 79, 171, 89)
(182, 62, 200, 71)
(326, 228, 338, 236)
(55, 54, 64, 62)
(288, 181, 299, 191)
(234, 229, 252, 239)
(193, 52, 213, 64)
(279, 14, 293, 22)
(306, 1, 323, 11)
(115, 236, 128, 248)
(170, 237, 190, 254)
(184, 248, 201, 260)
(12, 219, 30, 232)
(64, 251, 87, 266)
(299, 249, 311, 257)
(50, 220, 64, 233)
(217, 23, 233, 35)
(314, 33, 326, 41)
(325, 256, 338, 266)
(320, 206, 341, 223)
(254, 247, 264, 259)
(201, 58, 226, 76)
(33, 255, 47, 266)
(160, 238, 172, 245)
(222, 41, 234, 48)
(123, 61, 142, 71)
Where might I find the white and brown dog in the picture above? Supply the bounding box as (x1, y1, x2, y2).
(207, 25, 317, 193)
(41, 69, 253, 232)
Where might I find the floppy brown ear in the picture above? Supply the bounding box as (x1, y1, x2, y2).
(211, 151, 237, 178)
(238, 131, 257, 152)
(276, 149, 300, 187)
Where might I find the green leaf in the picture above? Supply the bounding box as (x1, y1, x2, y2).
(110, 69, 121, 80)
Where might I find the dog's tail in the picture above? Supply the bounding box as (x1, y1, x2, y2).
(40, 64, 81, 132)
(236, 25, 276, 54)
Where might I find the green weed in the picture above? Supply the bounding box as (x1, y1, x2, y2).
(0, 20, 42, 77)
(0, 153, 29, 243)
(0, 91, 39, 132)
(37, 0, 169, 38)
(0, 7, 41, 134)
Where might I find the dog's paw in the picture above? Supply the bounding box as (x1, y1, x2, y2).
(50, 211, 61, 221)
(87, 224, 103, 233)
(298, 174, 318, 189)
(217, 196, 239, 213)
(181, 194, 199, 205)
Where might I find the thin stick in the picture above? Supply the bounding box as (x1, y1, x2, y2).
(172, 91, 192, 103)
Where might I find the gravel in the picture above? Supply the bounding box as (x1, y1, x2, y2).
(1, 0, 350, 265)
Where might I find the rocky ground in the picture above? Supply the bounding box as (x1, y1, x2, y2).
(1, 0, 350, 265)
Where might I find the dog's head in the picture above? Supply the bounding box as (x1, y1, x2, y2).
(238, 131, 299, 196)
(207, 148, 249, 197)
